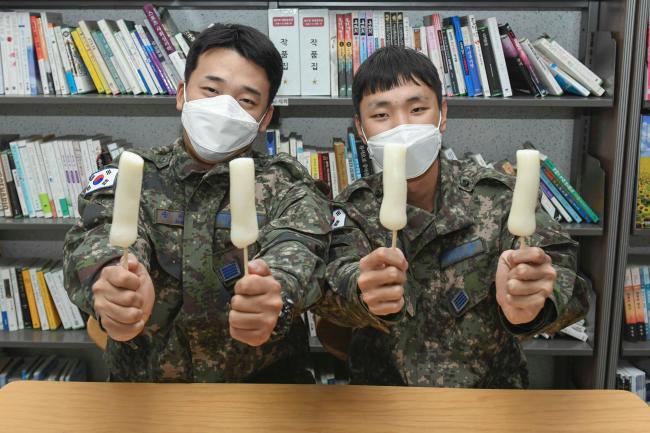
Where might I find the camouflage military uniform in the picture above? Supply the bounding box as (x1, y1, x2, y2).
(316, 157, 588, 388)
(64, 137, 331, 383)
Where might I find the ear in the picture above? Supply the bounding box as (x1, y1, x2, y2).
(259, 105, 275, 133)
(439, 99, 448, 134)
(354, 115, 366, 144)
(176, 81, 186, 112)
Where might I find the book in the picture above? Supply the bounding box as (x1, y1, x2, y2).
(520, 38, 563, 96)
(499, 25, 542, 96)
(443, 18, 466, 96)
(481, 18, 512, 97)
(632, 266, 648, 341)
(321, 153, 333, 199)
(299, 9, 330, 96)
(476, 21, 502, 97)
(0, 12, 19, 95)
(467, 15, 490, 97)
(70, 28, 106, 94)
(359, 12, 367, 65)
(636, 116, 650, 229)
(78, 20, 120, 95)
(61, 27, 95, 94)
(14, 265, 31, 328)
(396, 12, 404, 48)
(142, 3, 185, 80)
(641, 266, 650, 340)
(333, 139, 349, 192)
(355, 135, 372, 178)
(329, 11, 339, 98)
(366, 11, 375, 57)
(540, 181, 573, 223)
(352, 12, 360, 75)
(451, 16, 474, 97)
(540, 171, 582, 222)
(343, 13, 353, 96)
(544, 57, 590, 97)
(624, 268, 638, 342)
(423, 15, 446, 95)
(460, 16, 483, 96)
(502, 23, 547, 97)
(336, 14, 346, 97)
(98, 19, 143, 95)
(268, 9, 301, 96)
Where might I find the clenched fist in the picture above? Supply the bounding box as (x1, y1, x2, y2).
(92, 253, 155, 342)
(229, 259, 283, 347)
(496, 247, 557, 325)
(357, 247, 409, 316)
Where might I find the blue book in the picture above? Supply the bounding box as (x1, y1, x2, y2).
(134, 29, 170, 95)
(359, 12, 367, 65)
(347, 132, 362, 180)
(265, 130, 277, 156)
(540, 170, 582, 223)
(65, 70, 78, 95)
(25, 20, 40, 95)
(9, 141, 34, 217)
(451, 16, 474, 97)
(541, 166, 591, 223)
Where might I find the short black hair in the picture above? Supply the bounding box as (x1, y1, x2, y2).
(184, 23, 283, 106)
(352, 46, 443, 116)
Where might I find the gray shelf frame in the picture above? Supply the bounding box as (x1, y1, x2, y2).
(0, 0, 637, 391)
(0, 329, 96, 349)
(606, 0, 650, 388)
(621, 340, 650, 356)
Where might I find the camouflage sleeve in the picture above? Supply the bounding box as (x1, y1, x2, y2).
(63, 186, 153, 320)
(256, 180, 331, 339)
(498, 206, 590, 338)
(314, 193, 397, 333)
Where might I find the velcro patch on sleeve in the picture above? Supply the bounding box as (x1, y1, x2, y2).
(83, 168, 118, 196)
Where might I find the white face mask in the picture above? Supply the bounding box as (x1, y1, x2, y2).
(181, 88, 267, 163)
(363, 118, 443, 180)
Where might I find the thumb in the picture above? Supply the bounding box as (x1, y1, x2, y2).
(126, 253, 140, 273)
(248, 259, 271, 276)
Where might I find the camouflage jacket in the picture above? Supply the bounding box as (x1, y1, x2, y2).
(316, 157, 589, 388)
(64, 138, 331, 383)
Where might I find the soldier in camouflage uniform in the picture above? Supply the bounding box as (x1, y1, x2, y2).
(64, 24, 330, 382)
(316, 46, 588, 387)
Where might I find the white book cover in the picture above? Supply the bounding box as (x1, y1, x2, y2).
(117, 20, 157, 95)
(328, 11, 338, 98)
(32, 139, 55, 218)
(174, 33, 190, 56)
(328, 151, 340, 198)
(79, 138, 91, 184)
(299, 9, 330, 96)
(130, 26, 162, 94)
(6, 263, 24, 329)
(87, 137, 102, 174)
(0, 154, 10, 217)
(97, 19, 139, 94)
(540, 192, 557, 219)
(78, 20, 119, 95)
(142, 20, 182, 86)
(28, 265, 49, 330)
(403, 17, 413, 50)
(44, 269, 72, 330)
(483, 17, 512, 97)
(114, 28, 147, 94)
(0, 267, 19, 331)
(54, 268, 84, 329)
(62, 27, 95, 94)
(520, 38, 563, 96)
(13, 12, 29, 95)
(53, 25, 75, 94)
(0, 14, 4, 95)
(288, 135, 297, 157)
(46, 20, 69, 95)
(445, 26, 466, 96)
(468, 15, 490, 97)
(269, 9, 301, 96)
(33, 14, 51, 95)
(40, 139, 65, 218)
(0, 12, 19, 95)
(533, 36, 604, 96)
(17, 139, 43, 217)
(417, 28, 428, 57)
(65, 139, 82, 218)
(543, 57, 590, 97)
(53, 139, 75, 218)
(20, 12, 39, 95)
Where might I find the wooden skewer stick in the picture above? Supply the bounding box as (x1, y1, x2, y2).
(243, 247, 249, 276)
(391, 230, 398, 249)
(519, 236, 527, 249)
(121, 249, 129, 270)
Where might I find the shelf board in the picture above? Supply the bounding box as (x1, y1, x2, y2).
(0, 94, 614, 109)
(278, 1, 590, 10)
(628, 246, 650, 257)
(0, 217, 77, 230)
(621, 340, 650, 357)
(0, 1, 269, 8)
(563, 223, 603, 237)
(0, 329, 95, 349)
(310, 336, 592, 356)
(643, 100, 650, 110)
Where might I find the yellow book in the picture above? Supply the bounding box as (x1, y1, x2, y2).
(21, 268, 40, 329)
(71, 28, 104, 94)
(310, 153, 320, 181)
(74, 27, 111, 95)
(36, 267, 61, 330)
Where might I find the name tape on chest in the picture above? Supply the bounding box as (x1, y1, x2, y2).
(83, 168, 118, 196)
(440, 238, 485, 269)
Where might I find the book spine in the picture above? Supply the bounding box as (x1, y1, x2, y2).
(348, 132, 361, 179)
(366, 12, 375, 57)
(21, 270, 39, 329)
(0, 153, 11, 216)
(384, 12, 392, 47)
(143, 3, 177, 56)
(7, 266, 23, 329)
(542, 166, 590, 222)
(134, 26, 169, 94)
(500, 29, 538, 95)
(18, 13, 33, 95)
(73, 28, 108, 94)
(143, 24, 177, 94)
(37, 270, 61, 330)
(329, 151, 339, 198)
(644, 267, 650, 340)
(461, 24, 482, 96)
(468, 16, 490, 97)
(93, 29, 127, 94)
(310, 153, 320, 180)
(343, 14, 353, 96)
(28, 268, 49, 330)
(333, 141, 349, 191)
(396, 12, 404, 47)
(24, 141, 50, 218)
(37, 17, 56, 95)
(542, 156, 599, 223)
(30, 15, 49, 94)
(632, 267, 647, 340)
(32, 141, 56, 218)
(356, 139, 372, 177)
(359, 13, 367, 65)
(130, 28, 161, 94)
(329, 11, 339, 98)
(268, 9, 300, 96)
(64, 28, 95, 94)
(44, 270, 71, 330)
(299, 10, 330, 96)
(624, 269, 638, 341)
(54, 26, 77, 94)
(505, 24, 547, 96)
(321, 153, 333, 199)
(486, 18, 512, 97)
(346, 147, 356, 183)
(540, 181, 573, 223)
(15, 268, 31, 328)
(1, 270, 18, 331)
(79, 22, 119, 95)
(445, 22, 466, 96)
(9, 142, 35, 217)
(5, 152, 25, 217)
(336, 14, 346, 97)
(545, 59, 590, 97)
(477, 24, 502, 96)
(113, 27, 146, 94)
(433, 15, 454, 97)
(440, 24, 459, 96)
(352, 13, 360, 75)
(451, 17, 474, 97)
(540, 170, 582, 222)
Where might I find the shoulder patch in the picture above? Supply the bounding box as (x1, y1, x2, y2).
(332, 208, 347, 229)
(83, 168, 118, 196)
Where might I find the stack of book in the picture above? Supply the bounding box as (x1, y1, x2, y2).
(268, 9, 606, 98)
(453, 145, 600, 225)
(636, 116, 650, 230)
(0, 355, 86, 388)
(265, 128, 372, 199)
(0, 134, 125, 220)
(622, 266, 650, 343)
(0, 4, 193, 96)
(616, 361, 648, 403)
(0, 259, 85, 333)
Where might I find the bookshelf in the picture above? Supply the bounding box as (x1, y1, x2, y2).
(606, 0, 650, 388)
(0, 0, 637, 390)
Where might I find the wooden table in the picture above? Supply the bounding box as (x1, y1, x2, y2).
(1, 381, 649, 433)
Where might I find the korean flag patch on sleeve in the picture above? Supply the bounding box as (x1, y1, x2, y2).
(332, 208, 347, 229)
(83, 168, 118, 196)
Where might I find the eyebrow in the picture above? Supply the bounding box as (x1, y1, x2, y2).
(203, 74, 262, 98)
(368, 94, 429, 108)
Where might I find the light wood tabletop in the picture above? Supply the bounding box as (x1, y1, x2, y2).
(1, 381, 649, 433)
